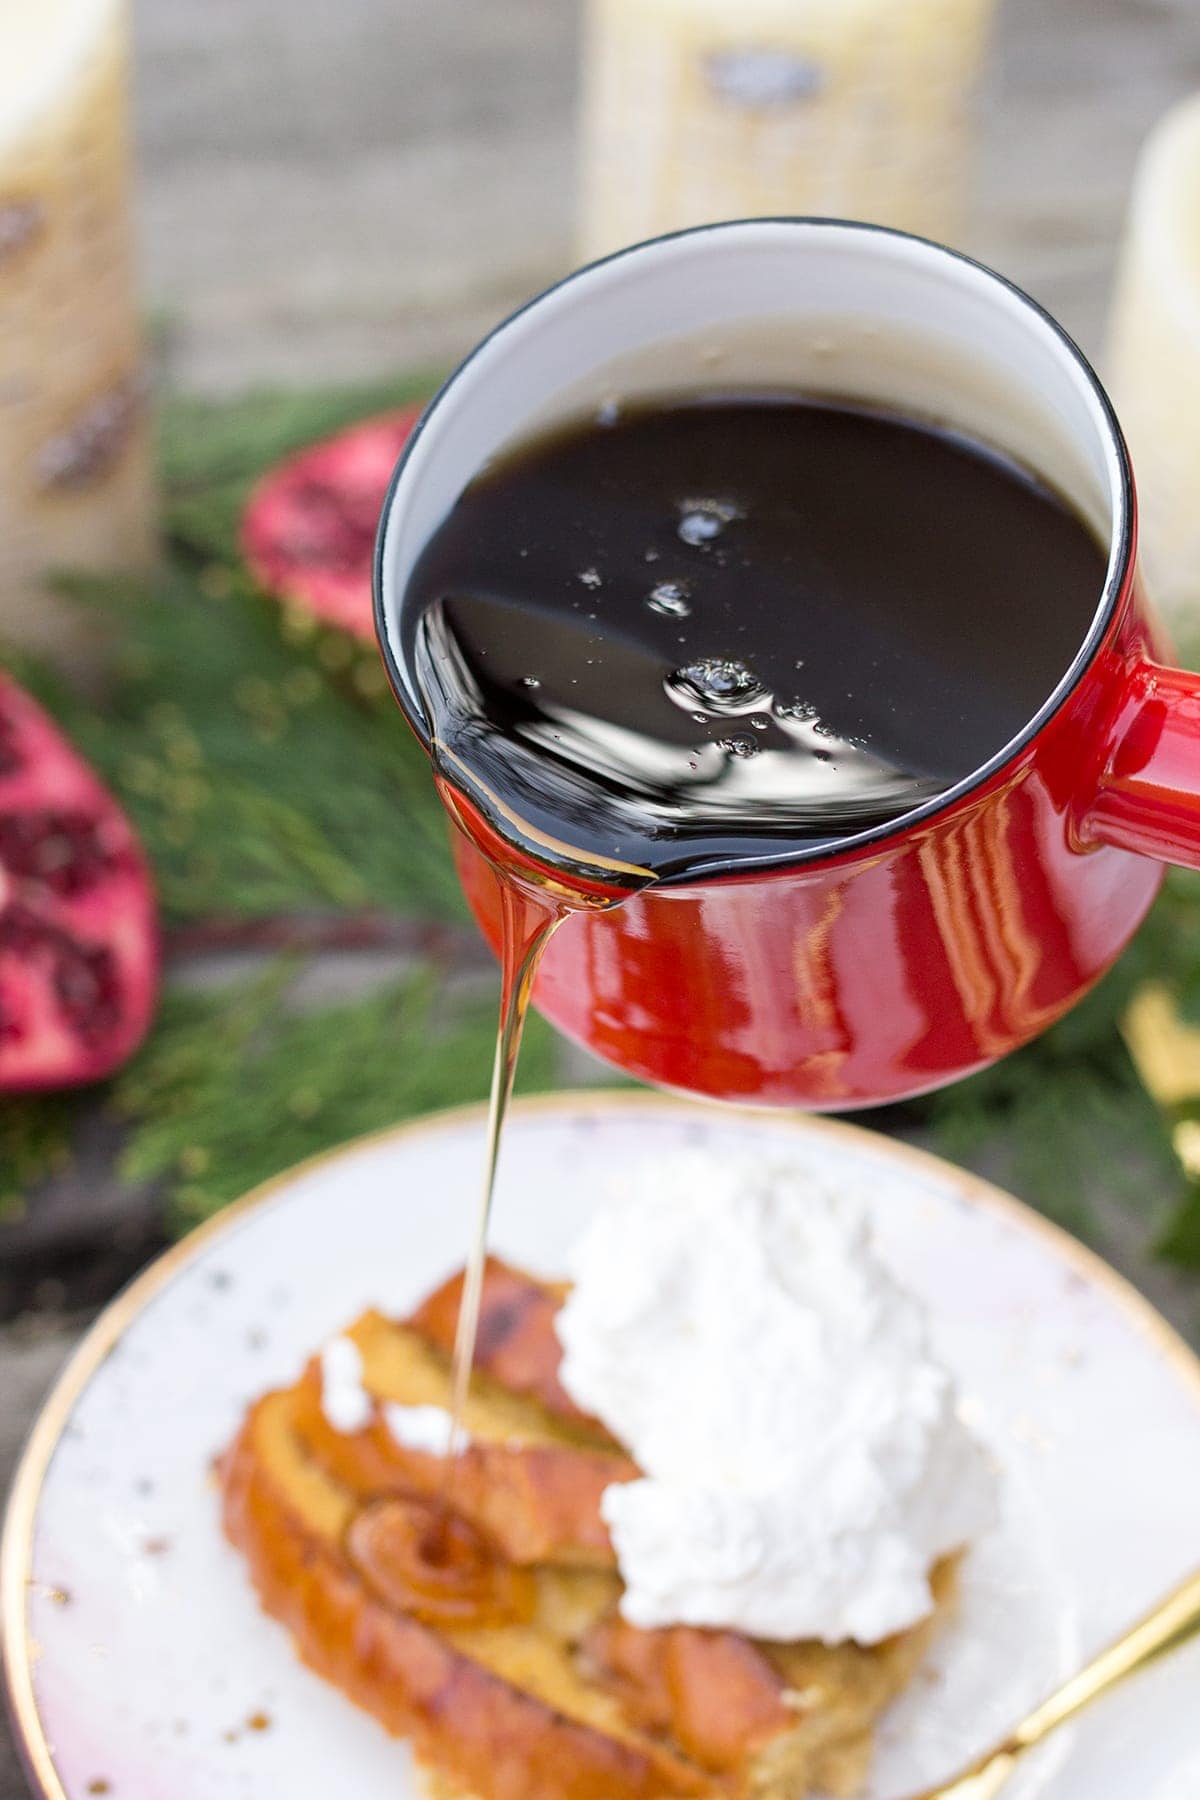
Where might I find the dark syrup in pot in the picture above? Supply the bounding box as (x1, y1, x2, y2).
(401, 395, 1107, 882)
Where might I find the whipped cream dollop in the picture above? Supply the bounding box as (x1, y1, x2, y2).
(556, 1153, 995, 1645)
(382, 1402, 457, 1456)
(320, 1335, 373, 1434)
(320, 1334, 462, 1454)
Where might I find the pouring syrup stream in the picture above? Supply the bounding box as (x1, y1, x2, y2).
(432, 772, 649, 1476)
(445, 875, 565, 1461)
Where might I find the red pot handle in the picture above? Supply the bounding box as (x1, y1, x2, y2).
(1086, 662, 1200, 868)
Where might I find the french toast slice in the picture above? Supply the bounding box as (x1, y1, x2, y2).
(408, 1260, 598, 1430)
(290, 1310, 635, 1567)
(222, 1388, 709, 1799)
(220, 1259, 956, 1798)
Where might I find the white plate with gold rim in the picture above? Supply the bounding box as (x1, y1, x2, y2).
(3, 1092, 1200, 1800)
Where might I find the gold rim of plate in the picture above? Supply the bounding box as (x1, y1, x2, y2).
(5, 1088, 1200, 1800)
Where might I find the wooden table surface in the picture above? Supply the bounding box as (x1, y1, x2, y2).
(3, 0, 1200, 1791)
(136, 0, 1200, 389)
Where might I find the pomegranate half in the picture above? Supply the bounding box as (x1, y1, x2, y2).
(240, 407, 422, 641)
(0, 673, 158, 1091)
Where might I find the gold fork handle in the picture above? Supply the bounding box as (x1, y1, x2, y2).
(1009, 1567, 1200, 1754)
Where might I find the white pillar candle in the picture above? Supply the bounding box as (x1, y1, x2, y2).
(578, 0, 996, 264)
(0, 0, 155, 658)
(1107, 94, 1200, 635)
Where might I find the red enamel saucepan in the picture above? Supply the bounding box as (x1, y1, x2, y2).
(376, 220, 1197, 1110)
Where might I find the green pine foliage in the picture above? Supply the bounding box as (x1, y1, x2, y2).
(0, 1095, 74, 1223)
(20, 364, 457, 929)
(111, 965, 558, 1234)
(25, 562, 461, 926)
(1158, 1187, 1200, 1265)
(920, 983, 1187, 1247)
(161, 372, 434, 565)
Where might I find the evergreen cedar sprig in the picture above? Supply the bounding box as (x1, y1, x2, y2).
(0, 1096, 74, 1224)
(110, 966, 559, 1234)
(23, 559, 461, 928)
(161, 372, 434, 566)
(1, 378, 1198, 1290)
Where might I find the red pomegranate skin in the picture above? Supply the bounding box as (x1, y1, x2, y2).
(241, 408, 423, 641)
(0, 674, 159, 1090)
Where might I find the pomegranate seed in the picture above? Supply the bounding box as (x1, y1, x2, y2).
(0, 809, 120, 898)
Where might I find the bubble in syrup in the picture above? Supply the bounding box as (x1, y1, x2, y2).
(750, 715, 768, 730)
(813, 719, 838, 738)
(516, 675, 540, 689)
(578, 567, 602, 590)
(646, 581, 692, 619)
(774, 699, 818, 723)
(596, 397, 621, 426)
(718, 735, 759, 759)
(679, 510, 724, 547)
(677, 498, 741, 547)
(664, 656, 770, 717)
(644, 549, 660, 563)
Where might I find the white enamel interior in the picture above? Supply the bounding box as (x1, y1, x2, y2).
(377, 220, 1129, 736)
